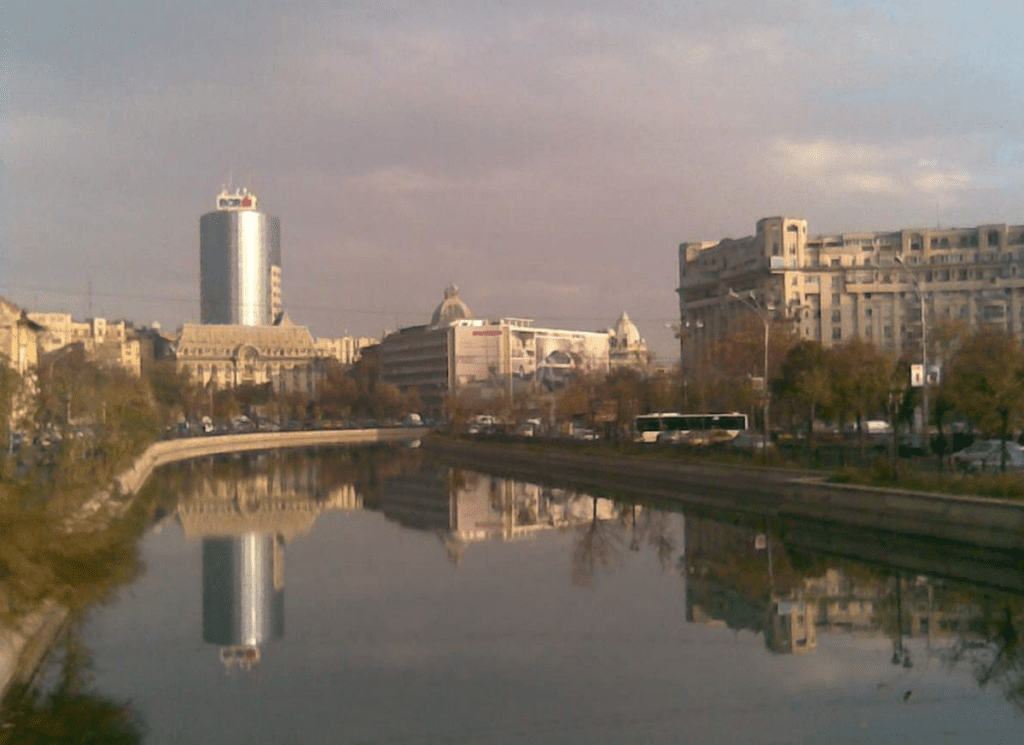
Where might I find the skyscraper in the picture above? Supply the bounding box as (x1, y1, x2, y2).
(200, 188, 281, 326)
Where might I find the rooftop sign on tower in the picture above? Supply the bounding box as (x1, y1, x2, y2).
(216, 187, 258, 211)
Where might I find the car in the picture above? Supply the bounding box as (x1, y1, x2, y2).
(952, 439, 1024, 472)
(731, 431, 773, 453)
(967, 441, 1024, 472)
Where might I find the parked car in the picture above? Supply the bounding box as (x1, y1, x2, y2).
(731, 431, 773, 453)
(952, 439, 1024, 472)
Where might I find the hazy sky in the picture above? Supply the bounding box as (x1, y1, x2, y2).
(5, 1, 1024, 359)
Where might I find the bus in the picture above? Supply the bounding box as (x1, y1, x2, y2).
(633, 412, 749, 444)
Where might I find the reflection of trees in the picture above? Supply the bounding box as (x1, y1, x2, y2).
(643, 510, 677, 570)
(0, 620, 145, 744)
(943, 601, 1024, 713)
(621, 505, 677, 570)
(571, 499, 624, 589)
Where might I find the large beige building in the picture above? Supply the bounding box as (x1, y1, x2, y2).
(174, 319, 321, 394)
(678, 217, 1024, 370)
(380, 286, 614, 413)
(27, 312, 142, 376)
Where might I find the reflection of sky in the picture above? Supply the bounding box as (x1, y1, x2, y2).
(82, 506, 1016, 745)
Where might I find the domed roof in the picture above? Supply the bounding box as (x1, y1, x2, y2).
(612, 311, 643, 347)
(431, 284, 473, 327)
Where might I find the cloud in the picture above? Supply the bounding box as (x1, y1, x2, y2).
(7, 0, 1024, 357)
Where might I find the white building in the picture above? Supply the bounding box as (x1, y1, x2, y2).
(380, 285, 611, 413)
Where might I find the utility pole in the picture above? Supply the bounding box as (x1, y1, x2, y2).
(894, 255, 928, 440)
(729, 289, 774, 457)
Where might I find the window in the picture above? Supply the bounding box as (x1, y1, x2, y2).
(832, 293, 841, 304)
(865, 308, 873, 318)
(831, 310, 841, 323)
(832, 327, 842, 340)
(989, 230, 1000, 246)
(831, 258, 841, 267)
(831, 276, 842, 289)
(884, 326, 893, 338)
(865, 325, 873, 337)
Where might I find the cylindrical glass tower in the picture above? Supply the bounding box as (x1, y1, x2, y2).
(200, 189, 281, 326)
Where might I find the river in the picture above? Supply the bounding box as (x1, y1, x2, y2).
(4, 444, 1022, 743)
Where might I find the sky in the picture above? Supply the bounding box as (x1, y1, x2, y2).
(4, 1, 1024, 360)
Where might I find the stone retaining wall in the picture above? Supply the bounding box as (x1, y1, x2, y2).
(424, 436, 1024, 551)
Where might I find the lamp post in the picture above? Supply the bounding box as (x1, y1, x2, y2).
(729, 289, 774, 453)
(667, 319, 704, 410)
(894, 255, 928, 440)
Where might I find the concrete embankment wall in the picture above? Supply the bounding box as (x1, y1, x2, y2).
(424, 436, 1024, 552)
(115, 427, 428, 496)
(2, 427, 425, 699)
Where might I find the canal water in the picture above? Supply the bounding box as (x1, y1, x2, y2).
(16, 446, 1024, 742)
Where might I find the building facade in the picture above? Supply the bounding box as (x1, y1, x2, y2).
(313, 335, 378, 366)
(200, 188, 282, 326)
(608, 311, 650, 372)
(174, 321, 320, 394)
(678, 217, 1024, 370)
(0, 298, 42, 377)
(380, 286, 613, 414)
(27, 312, 142, 376)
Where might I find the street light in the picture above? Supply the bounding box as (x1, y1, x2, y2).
(728, 288, 774, 452)
(894, 255, 929, 439)
(667, 319, 704, 409)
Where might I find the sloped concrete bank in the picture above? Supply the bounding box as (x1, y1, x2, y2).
(1, 427, 426, 700)
(423, 436, 1024, 552)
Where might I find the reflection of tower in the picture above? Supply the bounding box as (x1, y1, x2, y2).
(177, 451, 363, 670)
(203, 534, 285, 668)
(200, 187, 282, 326)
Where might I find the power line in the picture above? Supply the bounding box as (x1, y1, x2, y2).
(0, 281, 682, 327)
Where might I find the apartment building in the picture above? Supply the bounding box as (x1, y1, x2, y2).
(678, 217, 1024, 370)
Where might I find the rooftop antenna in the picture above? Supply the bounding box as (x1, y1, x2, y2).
(87, 278, 93, 316)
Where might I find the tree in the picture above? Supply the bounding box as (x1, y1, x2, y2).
(947, 329, 1024, 471)
(829, 338, 891, 432)
(776, 340, 832, 453)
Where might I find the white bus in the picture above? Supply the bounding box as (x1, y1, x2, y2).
(633, 412, 749, 444)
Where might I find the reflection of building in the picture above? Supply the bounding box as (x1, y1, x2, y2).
(764, 600, 817, 653)
(200, 188, 282, 327)
(177, 451, 362, 669)
(380, 285, 612, 413)
(382, 467, 615, 564)
(683, 515, 816, 653)
(679, 216, 1024, 370)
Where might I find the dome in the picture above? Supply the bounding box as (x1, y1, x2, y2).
(612, 311, 643, 347)
(431, 284, 473, 327)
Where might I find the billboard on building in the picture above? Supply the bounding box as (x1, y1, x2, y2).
(452, 322, 609, 394)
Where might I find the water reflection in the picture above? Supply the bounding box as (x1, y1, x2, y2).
(70, 446, 1015, 736)
(175, 451, 363, 669)
(381, 467, 619, 568)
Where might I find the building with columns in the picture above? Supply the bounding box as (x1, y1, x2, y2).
(678, 216, 1024, 370)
